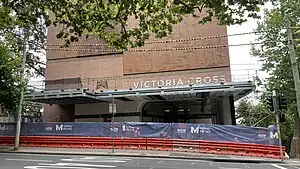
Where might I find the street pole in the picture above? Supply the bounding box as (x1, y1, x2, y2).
(112, 96, 115, 153)
(286, 17, 300, 120)
(14, 35, 27, 150)
(273, 91, 284, 161)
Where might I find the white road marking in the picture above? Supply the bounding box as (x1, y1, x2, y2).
(25, 166, 105, 169)
(81, 157, 95, 160)
(80, 157, 132, 161)
(131, 156, 208, 162)
(5, 158, 53, 162)
(219, 167, 241, 169)
(39, 163, 116, 167)
(271, 164, 288, 169)
(61, 159, 127, 163)
(24, 162, 116, 169)
(243, 164, 250, 168)
(0, 153, 70, 158)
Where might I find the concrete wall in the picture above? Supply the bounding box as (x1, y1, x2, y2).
(74, 100, 145, 122)
(218, 96, 232, 125)
(187, 118, 212, 124)
(74, 116, 140, 122)
(43, 104, 75, 122)
(75, 100, 145, 115)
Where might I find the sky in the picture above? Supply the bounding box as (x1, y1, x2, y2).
(228, 3, 274, 84)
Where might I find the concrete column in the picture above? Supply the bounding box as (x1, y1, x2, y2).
(229, 95, 236, 125)
(219, 96, 232, 125)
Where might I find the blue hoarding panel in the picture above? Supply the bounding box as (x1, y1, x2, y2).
(0, 122, 279, 145)
(122, 122, 172, 138)
(0, 123, 16, 136)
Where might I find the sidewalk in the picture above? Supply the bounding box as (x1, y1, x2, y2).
(0, 146, 286, 163)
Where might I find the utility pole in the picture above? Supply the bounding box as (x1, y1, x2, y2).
(273, 91, 284, 161)
(286, 18, 300, 120)
(112, 96, 115, 153)
(14, 35, 27, 150)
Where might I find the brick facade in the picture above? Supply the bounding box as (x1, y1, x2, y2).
(44, 14, 231, 122)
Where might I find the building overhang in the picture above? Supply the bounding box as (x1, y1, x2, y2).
(25, 81, 254, 105)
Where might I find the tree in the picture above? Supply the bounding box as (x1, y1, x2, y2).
(236, 96, 295, 153)
(236, 97, 272, 127)
(295, 25, 300, 49)
(2, 0, 273, 50)
(0, 44, 20, 114)
(0, 4, 45, 119)
(22, 101, 43, 118)
(251, 0, 300, 157)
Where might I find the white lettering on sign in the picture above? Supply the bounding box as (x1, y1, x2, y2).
(132, 75, 226, 89)
(55, 124, 73, 131)
(177, 128, 186, 134)
(190, 126, 211, 134)
(0, 125, 5, 131)
(258, 133, 266, 138)
(0, 124, 14, 132)
(191, 126, 199, 134)
(270, 132, 278, 139)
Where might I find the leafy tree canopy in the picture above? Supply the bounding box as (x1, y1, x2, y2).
(0, 4, 45, 115)
(2, 0, 274, 50)
(0, 44, 21, 113)
(250, 0, 300, 157)
(236, 97, 295, 153)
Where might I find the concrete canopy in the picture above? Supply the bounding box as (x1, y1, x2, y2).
(25, 81, 254, 105)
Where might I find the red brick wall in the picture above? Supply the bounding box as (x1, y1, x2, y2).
(46, 14, 230, 82)
(123, 14, 230, 74)
(44, 13, 231, 122)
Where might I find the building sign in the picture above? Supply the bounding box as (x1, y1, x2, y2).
(132, 75, 226, 89)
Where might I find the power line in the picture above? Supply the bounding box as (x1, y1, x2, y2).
(46, 31, 260, 47)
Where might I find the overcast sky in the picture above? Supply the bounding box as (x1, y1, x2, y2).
(228, 3, 273, 84)
(228, 20, 264, 82)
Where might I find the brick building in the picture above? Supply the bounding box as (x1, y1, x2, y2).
(27, 14, 253, 124)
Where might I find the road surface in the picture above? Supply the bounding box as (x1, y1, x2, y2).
(0, 153, 298, 169)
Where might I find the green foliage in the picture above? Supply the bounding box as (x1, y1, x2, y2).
(236, 97, 295, 152)
(0, 4, 45, 116)
(295, 25, 300, 49)
(236, 97, 274, 127)
(22, 101, 43, 117)
(0, 3, 46, 78)
(0, 44, 21, 113)
(2, 0, 272, 50)
(250, 0, 300, 154)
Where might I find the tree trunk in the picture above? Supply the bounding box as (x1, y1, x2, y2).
(291, 114, 300, 158)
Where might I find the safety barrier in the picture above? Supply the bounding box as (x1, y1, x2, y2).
(0, 136, 285, 159)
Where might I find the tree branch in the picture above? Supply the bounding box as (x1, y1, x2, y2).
(26, 62, 45, 77)
(196, 3, 205, 13)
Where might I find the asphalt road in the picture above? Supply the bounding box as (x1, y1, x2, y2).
(0, 153, 299, 169)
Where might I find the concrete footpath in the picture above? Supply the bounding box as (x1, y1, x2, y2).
(0, 146, 295, 164)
